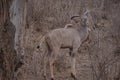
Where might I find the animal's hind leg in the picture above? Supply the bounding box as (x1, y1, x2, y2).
(49, 57, 54, 80)
(43, 52, 49, 78)
(49, 50, 57, 80)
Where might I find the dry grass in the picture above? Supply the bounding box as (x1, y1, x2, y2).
(14, 0, 120, 80)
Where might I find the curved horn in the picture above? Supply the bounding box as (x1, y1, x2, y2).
(70, 16, 80, 20)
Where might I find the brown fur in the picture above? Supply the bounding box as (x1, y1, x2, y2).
(41, 17, 91, 80)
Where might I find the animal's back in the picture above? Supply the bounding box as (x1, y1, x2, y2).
(45, 28, 81, 50)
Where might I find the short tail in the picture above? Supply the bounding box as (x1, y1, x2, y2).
(39, 35, 50, 58)
(39, 36, 45, 47)
(36, 35, 45, 51)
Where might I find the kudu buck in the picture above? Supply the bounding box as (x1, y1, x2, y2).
(38, 14, 91, 80)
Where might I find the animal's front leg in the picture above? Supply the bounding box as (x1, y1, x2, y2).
(71, 57, 77, 79)
(70, 51, 77, 80)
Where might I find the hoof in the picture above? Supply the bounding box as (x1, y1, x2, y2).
(51, 77, 54, 80)
(43, 74, 47, 80)
(43, 75, 46, 79)
(71, 73, 77, 80)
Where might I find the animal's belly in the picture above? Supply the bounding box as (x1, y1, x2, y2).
(60, 41, 73, 48)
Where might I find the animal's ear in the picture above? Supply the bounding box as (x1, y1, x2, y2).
(70, 16, 80, 20)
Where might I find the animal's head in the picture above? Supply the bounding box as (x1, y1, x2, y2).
(82, 9, 96, 31)
(81, 17, 91, 32)
(70, 15, 91, 31)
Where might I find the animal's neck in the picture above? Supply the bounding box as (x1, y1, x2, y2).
(77, 26, 89, 42)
